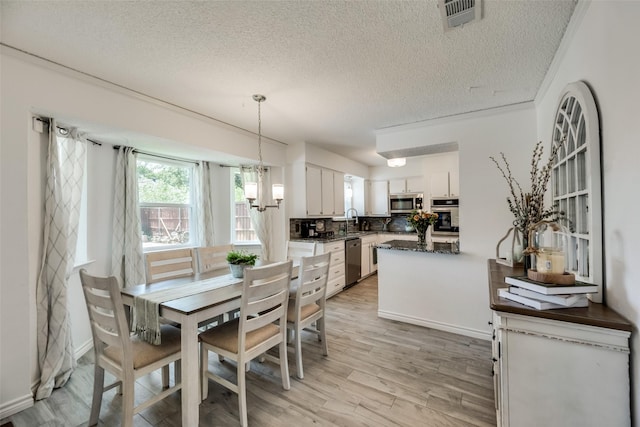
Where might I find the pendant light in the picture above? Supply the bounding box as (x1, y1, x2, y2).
(244, 94, 284, 211)
(387, 157, 406, 167)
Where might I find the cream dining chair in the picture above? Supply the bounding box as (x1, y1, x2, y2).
(286, 252, 331, 379)
(286, 240, 316, 279)
(199, 261, 293, 427)
(79, 269, 182, 427)
(145, 247, 196, 284)
(195, 244, 234, 275)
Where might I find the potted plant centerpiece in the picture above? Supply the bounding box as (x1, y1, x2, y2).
(226, 249, 258, 278)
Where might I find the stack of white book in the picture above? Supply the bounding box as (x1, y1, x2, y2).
(499, 276, 598, 310)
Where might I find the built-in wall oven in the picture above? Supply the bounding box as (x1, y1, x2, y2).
(431, 197, 459, 237)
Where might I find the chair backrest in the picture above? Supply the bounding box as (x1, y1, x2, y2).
(286, 241, 317, 263)
(294, 252, 331, 312)
(145, 248, 196, 284)
(238, 261, 293, 351)
(79, 269, 132, 368)
(195, 244, 233, 274)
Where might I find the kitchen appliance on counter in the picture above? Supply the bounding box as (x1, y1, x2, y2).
(345, 237, 362, 287)
(431, 197, 459, 237)
(389, 193, 423, 214)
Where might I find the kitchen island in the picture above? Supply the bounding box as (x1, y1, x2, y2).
(376, 239, 490, 339)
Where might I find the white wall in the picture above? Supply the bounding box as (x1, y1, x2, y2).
(534, 2, 640, 422)
(0, 49, 288, 418)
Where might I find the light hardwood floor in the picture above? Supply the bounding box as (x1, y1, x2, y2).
(7, 274, 496, 426)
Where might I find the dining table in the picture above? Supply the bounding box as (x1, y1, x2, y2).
(121, 270, 245, 426)
(120, 261, 297, 426)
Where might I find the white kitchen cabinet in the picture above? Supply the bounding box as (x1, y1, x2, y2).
(492, 310, 630, 427)
(389, 176, 423, 194)
(430, 171, 453, 197)
(365, 180, 389, 216)
(360, 234, 378, 278)
(317, 240, 345, 298)
(306, 164, 344, 216)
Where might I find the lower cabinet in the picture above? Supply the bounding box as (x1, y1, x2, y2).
(491, 310, 631, 427)
(361, 234, 378, 278)
(317, 240, 345, 298)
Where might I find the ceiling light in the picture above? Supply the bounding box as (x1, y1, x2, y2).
(387, 158, 406, 167)
(244, 94, 284, 212)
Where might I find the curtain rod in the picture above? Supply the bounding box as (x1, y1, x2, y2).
(34, 117, 102, 146)
(112, 145, 200, 166)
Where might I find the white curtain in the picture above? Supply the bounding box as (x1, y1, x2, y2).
(196, 161, 216, 246)
(111, 147, 146, 287)
(35, 121, 85, 400)
(241, 166, 273, 261)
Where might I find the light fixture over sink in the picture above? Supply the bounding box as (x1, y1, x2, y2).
(244, 94, 284, 212)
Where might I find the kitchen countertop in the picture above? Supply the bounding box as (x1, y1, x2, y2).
(290, 230, 414, 243)
(376, 239, 460, 254)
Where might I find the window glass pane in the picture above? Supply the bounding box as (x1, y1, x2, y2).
(232, 168, 257, 243)
(138, 158, 194, 249)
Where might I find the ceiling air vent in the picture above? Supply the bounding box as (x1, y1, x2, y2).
(438, 0, 482, 31)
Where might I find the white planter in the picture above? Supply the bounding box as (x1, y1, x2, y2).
(229, 263, 250, 278)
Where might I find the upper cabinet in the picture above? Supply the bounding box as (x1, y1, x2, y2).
(305, 164, 344, 216)
(430, 171, 459, 198)
(389, 176, 424, 194)
(365, 180, 389, 216)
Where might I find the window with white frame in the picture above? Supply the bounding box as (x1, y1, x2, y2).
(137, 156, 196, 250)
(231, 167, 257, 243)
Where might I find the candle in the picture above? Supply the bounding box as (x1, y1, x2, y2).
(536, 248, 565, 274)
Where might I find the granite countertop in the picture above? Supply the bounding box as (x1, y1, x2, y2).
(290, 230, 415, 243)
(376, 239, 460, 255)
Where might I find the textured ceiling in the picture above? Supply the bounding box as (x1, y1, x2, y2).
(1, 1, 577, 166)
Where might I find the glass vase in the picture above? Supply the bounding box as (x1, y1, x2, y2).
(417, 226, 428, 247)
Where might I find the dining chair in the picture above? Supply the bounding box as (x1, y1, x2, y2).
(195, 244, 234, 275)
(145, 248, 196, 284)
(286, 240, 317, 279)
(286, 252, 331, 379)
(199, 260, 293, 427)
(79, 269, 182, 427)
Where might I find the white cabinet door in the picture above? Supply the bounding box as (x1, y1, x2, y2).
(448, 171, 459, 197)
(388, 179, 405, 194)
(321, 169, 334, 215)
(368, 180, 389, 215)
(361, 241, 370, 277)
(306, 165, 323, 216)
(333, 171, 345, 216)
(406, 176, 424, 193)
(430, 172, 450, 198)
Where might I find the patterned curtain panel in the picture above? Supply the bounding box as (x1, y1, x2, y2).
(35, 120, 85, 400)
(196, 161, 216, 246)
(111, 147, 146, 287)
(241, 166, 273, 261)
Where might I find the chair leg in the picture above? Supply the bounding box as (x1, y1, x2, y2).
(201, 345, 209, 400)
(162, 365, 170, 389)
(238, 361, 248, 427)
(318, 317, 328, 356)
(121, 373, 135, 427)
(294, 327, 304, 379)
(279, 338, 291, 390)
(89, 364, 104, 426)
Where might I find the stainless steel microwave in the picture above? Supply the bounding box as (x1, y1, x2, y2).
(389, 193, 423, 213)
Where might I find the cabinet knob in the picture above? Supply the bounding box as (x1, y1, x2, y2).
(488, 321, 493, 326)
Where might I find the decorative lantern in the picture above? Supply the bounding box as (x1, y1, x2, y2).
(495, 227, 525, 267)
(525, 220, 575, 284)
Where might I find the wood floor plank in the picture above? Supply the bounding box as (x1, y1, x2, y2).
(9, 274, 496, 426)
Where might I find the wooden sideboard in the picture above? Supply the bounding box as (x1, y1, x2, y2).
(487, 259, 632, 427)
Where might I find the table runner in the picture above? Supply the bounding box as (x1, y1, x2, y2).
(133, 275, 241, 344)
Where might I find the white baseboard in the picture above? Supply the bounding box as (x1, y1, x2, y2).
(74, 338, 94, 360)
(377, 310, 491, 341)
(0, 393, 34, 421)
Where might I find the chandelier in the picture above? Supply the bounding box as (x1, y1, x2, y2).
(244, 94, 284, 211)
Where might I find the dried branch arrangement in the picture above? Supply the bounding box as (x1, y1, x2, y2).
(490, 139, 562, 234)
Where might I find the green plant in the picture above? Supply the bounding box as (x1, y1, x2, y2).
(226, 249, 258, 265)
(406, 209, 438, 233)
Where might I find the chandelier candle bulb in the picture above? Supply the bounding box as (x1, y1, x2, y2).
(244, 182, 258, 200)
(272, 184, 284, 201)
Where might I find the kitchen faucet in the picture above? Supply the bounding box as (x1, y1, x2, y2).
(346, 208, 358, 234)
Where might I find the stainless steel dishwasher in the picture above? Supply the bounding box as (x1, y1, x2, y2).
(345, 237, 362, 287)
